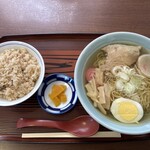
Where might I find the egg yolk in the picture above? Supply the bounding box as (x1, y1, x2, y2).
(118, 102, 138, 121)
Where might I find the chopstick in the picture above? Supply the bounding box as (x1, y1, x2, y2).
(22, 131, 121, 138)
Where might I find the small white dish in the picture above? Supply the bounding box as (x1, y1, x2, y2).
(37, 73, 78, 114)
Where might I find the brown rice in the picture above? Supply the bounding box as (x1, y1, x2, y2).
(0, 48, 40, 100)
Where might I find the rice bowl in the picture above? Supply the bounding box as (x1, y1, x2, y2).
(0, 41, 45, 106)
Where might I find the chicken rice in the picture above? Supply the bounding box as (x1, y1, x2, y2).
(0, 48, 40, 100)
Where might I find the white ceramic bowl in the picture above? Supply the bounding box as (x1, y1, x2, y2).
(0, 41, 45, 106)
(74, 32, 150, 135)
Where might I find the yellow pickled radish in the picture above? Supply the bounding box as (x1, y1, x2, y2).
(49, 84, 67, 107)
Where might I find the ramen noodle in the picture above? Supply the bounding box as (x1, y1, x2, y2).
(85, 44, 150, 117)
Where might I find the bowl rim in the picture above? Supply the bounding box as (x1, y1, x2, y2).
(0, 41, 45, 106)
(74, 31, 150, 135)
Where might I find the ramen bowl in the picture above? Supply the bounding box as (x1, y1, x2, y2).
(74, 32, 150, 135)
(0, 41, 45, 106)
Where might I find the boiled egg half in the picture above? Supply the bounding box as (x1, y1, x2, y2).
(110, 98, 144, 123)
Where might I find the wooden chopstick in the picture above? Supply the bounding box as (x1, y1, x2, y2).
(22, 131, 121, 138)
